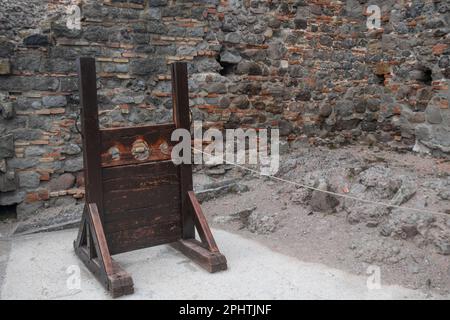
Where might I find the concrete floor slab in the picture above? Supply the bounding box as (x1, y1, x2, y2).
(0, 228, 446, 300)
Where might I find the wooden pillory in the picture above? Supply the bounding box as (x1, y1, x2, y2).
(74, 57, 227, 298)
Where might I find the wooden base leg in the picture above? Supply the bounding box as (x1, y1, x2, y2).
(74, 203, 134, 298)
(171, 239, 227, 273)
(74, 244, 134, 298)
(108, 260, 134, 298)
(172, 191, 228, 272)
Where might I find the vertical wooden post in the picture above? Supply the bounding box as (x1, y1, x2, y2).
(171, 62, 195, 239)
(77, 57, 104, 218)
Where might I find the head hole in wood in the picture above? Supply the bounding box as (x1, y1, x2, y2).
(131, 138, 150, 161)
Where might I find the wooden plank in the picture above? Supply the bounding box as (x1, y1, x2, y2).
(101, 161, 180, 217)
(77, 57, 104, 217)
(107, 221, 182, 255)
(172, 63, 190, 130)
(103, 180, 180, 207)
(74, 203, 134, 298)
(74, 245, 134, 298)
(188, 191, 219, 252)
(171, 239, 227, 273)
(86, 222, 95, 259)
(101, 160, 182, 242)
(103, 202, 179, 223)
(74, 246, 109, 289)
(109, 260, 134, 298)
(74, 208, 87, 249)
(102, 164, 179, 192)
(104, 208, 180, 233)
(103, 185, 180, 212)
(171, 62, 195, 239)
(87, 203, 113, 276)
(101, 160, 177, 181)
(100, 124, 175, 167)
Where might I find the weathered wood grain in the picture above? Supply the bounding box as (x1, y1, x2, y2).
(172, 62, 195, 239)
(102, 161, 180, 217)
(73, 202, 134, 298)
(188, 191, 219, 252)
(108, 221, 182, 255)
(77, 57, 104, 218)
(75, 59, 226, 298)
(100, 124, 175, 167)
(171, 239, 227, 273)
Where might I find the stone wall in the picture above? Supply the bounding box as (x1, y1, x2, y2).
(0, 0, 449, 219)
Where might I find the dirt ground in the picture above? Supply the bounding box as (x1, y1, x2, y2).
(200, 145, 450, 296)
(1, 144, 449, 298)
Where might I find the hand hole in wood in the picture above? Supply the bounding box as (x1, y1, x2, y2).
(108, 146, 121, 161)
(159, 141, 170, 155)
(131, 139, 150, 161)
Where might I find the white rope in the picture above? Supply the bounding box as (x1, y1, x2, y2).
(192, 148, 449, 218)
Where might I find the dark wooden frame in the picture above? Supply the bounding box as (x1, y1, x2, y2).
(74, 57, 227, 298)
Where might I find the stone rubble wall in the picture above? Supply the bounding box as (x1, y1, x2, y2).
(0, 0, 448, 219)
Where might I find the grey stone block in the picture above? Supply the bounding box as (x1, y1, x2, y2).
(0, 171, 17, 192)
(42, 96, 67, 108)
(0, 134, 14, 159)
(18, 171, 41, 189)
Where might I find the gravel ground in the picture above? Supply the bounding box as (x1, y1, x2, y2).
(1, 144, 449, 297)
(201, 145, 450, 295)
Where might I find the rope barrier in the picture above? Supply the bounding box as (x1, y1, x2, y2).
(192, 147, 449, 218)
